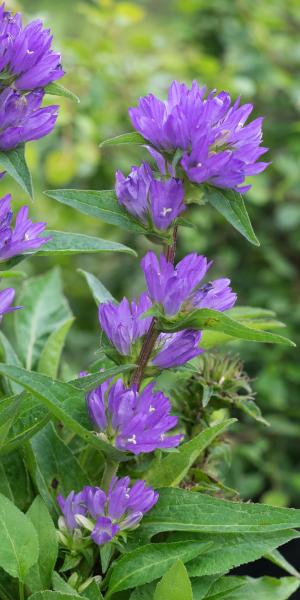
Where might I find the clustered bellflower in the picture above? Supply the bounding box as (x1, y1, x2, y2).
(0, 4, 64, 90)
(0, 287, 20, 321)
(57, 477, 158, 546)
(0, 193, 50, 260)
(129, 80, 269, 192)
(142, 251, 237, 316)
(99, 293, 204, 368)
(115, 162, 185, 230)
(87, 378, 183, 454)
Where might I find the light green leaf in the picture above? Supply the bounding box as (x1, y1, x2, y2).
(139, 488, 300, 537)
(145, 419, 235, 487)
(14, 268, 72, 370)
(265, 548, 300, 578)
(191, 576, 224, 600)
(52, 572, 80, 594)
(204, 187, 259, 246)
(0, 330, 23, 394)
(159, 308, 294, 347)
(0, 144, 33, 198)
(45, 189, 146, 233)
(99, 132, 146, 147)
(25, 496, 58, 593)
(203, 576, 245, 599)
(0, 364, 127, 461)
(45, 82, 80, 103)
(153, 560, 192, 600)
(0, 492, 39, 580)
(82, 580, 104, 600)
(35, 231, 136, 257)
(78, 270, 116, 304)
(205, 576, 299, 600)
(0, 270, 25, 278)
(106, 541, 211, 597)
(38, 318, 74, 378)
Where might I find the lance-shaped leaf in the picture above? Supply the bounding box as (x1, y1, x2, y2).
(139, 488, 300, 537)
(145, 419, 235, 487)
(25, 496, 58, 593)
(153, 560, 193, 600)
(0, 144, 33, 198)
(45, 82, 80, 103)
(204, 186, 259, 246)
(78, 269, 116, 305)
(29, 593, 88, 600)
(204, 575, 299, 600)
(38, 318, 74, 379)
(35, 231, 136, 257)
(106, 541, 211, 597)
(157, 308, 294, 346)
(0, 364, 130, 461)
(69, 364, 135, 392)
(45, 189, 146, 233)
(0, 492, 39, 580)
(99, 132, 146, 147)
(0, 395, 22, 450)
(0, 394, 49, 455)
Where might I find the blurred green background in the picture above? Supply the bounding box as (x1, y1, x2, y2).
(2, 0, 300, 506)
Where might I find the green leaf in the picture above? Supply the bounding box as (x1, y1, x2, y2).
(25, 496, 58, 593)
(29, 593, 87, 600)
(265, 549, 300, 578)
(0, 331, 23, 394)
(78, 270, 116, 304)
(159, 308, 295, 347)
(38, 318, 74, 378)
(45, 189, 146, 233)
(205, 576, 300, 600)
(0, 145, 33, 198)
(139, 488, 300, 537)
(99, 132, 145, 147)
(0, 270, 25, 278)
(0, 492, 39, 580)
(45, 82, 80, 103)
(0, 395, 22, 451)
(106, 541, 211, 597)
(82, 580, 104, 600)
(204, 187, 259, 246)
(0, 394, 49, 455)
(14, 268, 72, 370)
(0, 364, 127, 462)
(0, 450, 33, 510)
(69, 365, 135, 392)
(145, 419, 235, 487)
(191, 576, 223, 600)
(52, 572, 80, 594)
(153, 560, 192, 600)
(35, 231, 136, 257)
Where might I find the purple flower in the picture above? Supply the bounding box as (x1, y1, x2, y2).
(0, 88, 58, 151)
(115, 162, 185, 230)
(87, 378, 183, 454)
(153, 330, 203, 369)
(0, 5, 64, 90)
(0, 287, 21, 321)
(0, 194, 50, 261)
(129, 81, 269, 192)
(141, 251, 236, 316)
(98, 293, 152, 356)
(57, 477, 158, 545)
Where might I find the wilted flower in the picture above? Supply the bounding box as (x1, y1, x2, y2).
(0, 4, 64, 90)
(0, 287, 21, 321)
(141, 251, 237, 316)
(115, 162, 185, 230)
(87, 378, 183, 454)
(129, 80, 269, 192)
(0, 194, 50, 261)
(57, 477, 158, 545)
(0, 88, 58, 150)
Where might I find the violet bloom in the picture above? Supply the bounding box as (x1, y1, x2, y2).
(0, 88, 58, 151)
(0, 5, 64, 90)
(0, 194, 50, 261)
(115, 162, 185, 230)
(153, 330, 203, 369)
(87, 378, 183, 454)
(57, 477, 158, 546)
(129, 80, 269, 192)
(99, 293, 152, 356)
(141, 251, 236, 317)
(0, 287, 21, 321)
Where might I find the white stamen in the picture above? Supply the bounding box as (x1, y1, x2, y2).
(160, 207, 172, 217)
(197, 162, 202, 168)
(149, 405, 155, 413)
(160, 434, 165, 441)
(128, 434, 137, 445)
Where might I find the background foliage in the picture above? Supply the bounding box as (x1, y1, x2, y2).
(2, 0, 300, 508)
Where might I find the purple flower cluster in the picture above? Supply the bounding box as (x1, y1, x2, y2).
(0, 287, 20, 321)
(87, 378, 182, 454)
(0, 193, 50, 260)
(115, 162, 185, 230)
(0, 5, 63, 151)
(57, 476, 158, 545)
(0, 4, 64, 90)
(129, 80, 269, 193)
(142, 251, 237, 316)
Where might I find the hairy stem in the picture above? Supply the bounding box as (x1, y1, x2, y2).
(130, 226, 178, 389)
(101, 458, 119, 493)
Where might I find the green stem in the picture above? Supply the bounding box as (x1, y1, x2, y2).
(101, 459, 119, 493)
(18, 582, 24, 600)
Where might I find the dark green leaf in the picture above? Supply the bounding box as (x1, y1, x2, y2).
(25, 496, 58, 592)
(0, 394, 49, 455)
(45, 189, 146, 233)
(0, 145, 33, 198)
(0, 450, 33, 510)
(99, 132, 145, 147)
(0, 395, 22, 450)
(205, 576, 299, 600)
(45, 82, 80, 103)
(204, 187, 259, 246)
(35, 231, 136, 257)
(69, 364, 135, 392)
(29, 593, 87, 600)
